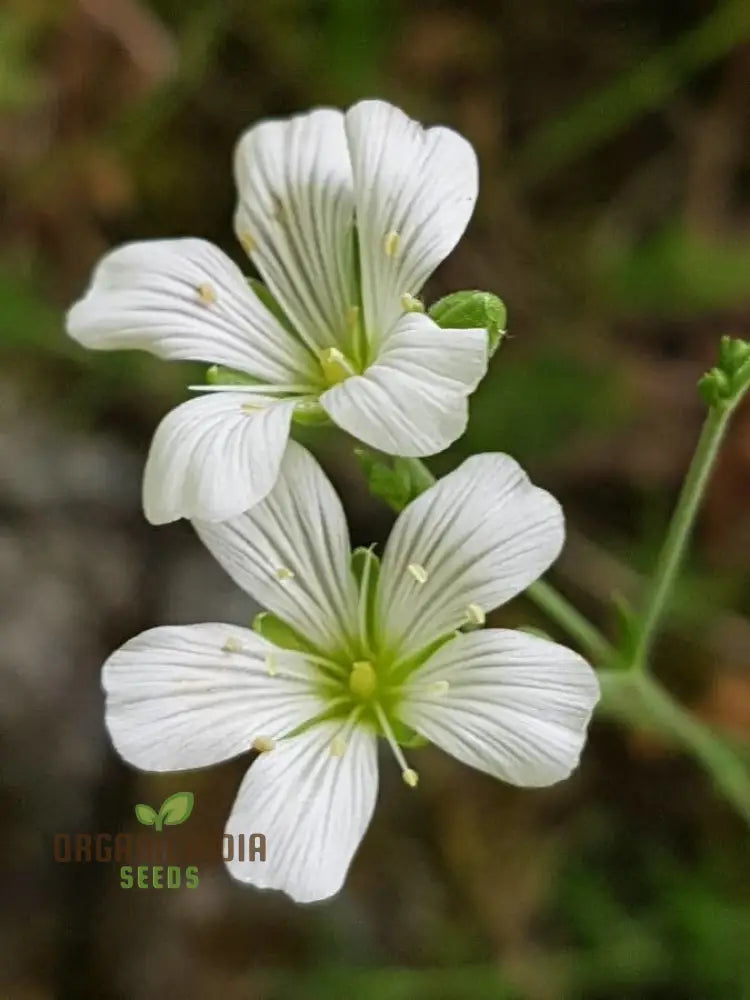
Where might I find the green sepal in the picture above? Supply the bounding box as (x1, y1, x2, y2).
(292, 400, 331, 427)
(429, 289, 507, 357)
(390, 718, 429, 749)
(252, 611, 316, 653)
(354, 449, 433, 513)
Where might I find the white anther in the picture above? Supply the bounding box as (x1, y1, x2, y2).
(221, 636, 243, 653)
(252, 736, 276, 753)
(239, 231, 257, 254)
(407, 563, 428, 584)
(383, 230, 401, 257)
(266, 654, 278, 677)
(402, 768, 419, 788)
(466, 603, 485, 626)
(197, 282, 217, 305)
(329, 736, 347, 758)
(275, 567, 295, 581)
(430, 680, 450, 696)
(400, 292, 424, 313)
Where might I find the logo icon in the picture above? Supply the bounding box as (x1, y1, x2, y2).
(134, 791, 194, 832)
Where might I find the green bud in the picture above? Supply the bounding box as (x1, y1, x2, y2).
(701, 336, 750, 410)
(354, 450, 433, 513)
(429, 289, 507, 357)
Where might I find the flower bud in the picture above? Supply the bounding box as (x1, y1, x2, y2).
(429, 290, 507, 356)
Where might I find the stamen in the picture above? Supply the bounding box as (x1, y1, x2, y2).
(349, 661, 377, 699)
(275, 567, 295, 581)
(319, 347, 356, 386)
(238, 230, 257, 254)
(400, 292, 424, 313)
(190, 383, 317, 395)
(373, 702, 419, 790)
(197, 282, 217, 305)
(407, 563, 428, 584)
(383, 230, 401, 257)
(266, 654, 277, 676)
(329, 736, 347, 757)
(252, 736, 275, 752)
(221, 636, 243, 653)
(430, 680, 450, 696)
(466, 603, 485, 626)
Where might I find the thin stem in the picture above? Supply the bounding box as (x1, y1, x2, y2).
(526, 580, 615, 665)
(633, 405, 732, 671)
(599, 669, 750, 823)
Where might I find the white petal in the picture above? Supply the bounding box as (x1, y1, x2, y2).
(225, 720, 378, 902)
(103, 624, 324, 771)
(234, 109, 357, 355)
(378, 453, 564, 659)
(66, 238, 318, 384)
(319, 313, 487, 456)
(143, 393, 295, 524)
(194, 441, 359, 657)
(398, 629, 600, 786)
(345, 99, 478, 339)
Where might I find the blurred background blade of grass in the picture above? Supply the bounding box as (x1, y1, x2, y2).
(1, 1, 749, 999)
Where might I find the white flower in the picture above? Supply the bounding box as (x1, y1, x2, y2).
(66, 100, 488, 524)
(102, 444, 600, 903)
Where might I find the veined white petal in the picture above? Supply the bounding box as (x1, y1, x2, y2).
(225, 719, 378, 903)
(66, 238, 318, 384)
(345, 99, 478, 340)
(103, 624, 324, 771)
(143, 393, 296, 524)
(319, 313, 487, 456)
(398, 629, 599, 786)
(378, 454, 564, 659)
(234, 109, 357, 355)
(194, 441, 359, 657)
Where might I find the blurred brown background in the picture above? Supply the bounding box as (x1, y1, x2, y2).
(1, 1, 750, 997)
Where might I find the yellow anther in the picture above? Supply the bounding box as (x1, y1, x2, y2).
(319, 346, 355, 386)
(402, 768, 419, 788)
(252, 736, 276, 753)
(275, 567, 295, 581)
(221, 636, 243, 653)
(383, 230, 401, 257)
(400, 292, 424, 313)
(329, 736, 347, 758)
(197, 282, 217, 305)
(239, 230, 257, 254)
(466, 603, 485, 626)
(266, 654, 277, 677)
(349, 661, 377, 700)
(407, 563, 428, 584)
(430, 680, 450, 696)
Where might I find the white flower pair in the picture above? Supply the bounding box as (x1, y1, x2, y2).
(67, 100, 599, 904)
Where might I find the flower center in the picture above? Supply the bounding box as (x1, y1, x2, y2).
(348, 660, 377, 700)
(318, 347, 356, 386)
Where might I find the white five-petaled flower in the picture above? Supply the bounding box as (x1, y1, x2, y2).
(102, 444, 600, 903)
(66, 100, 488, 524)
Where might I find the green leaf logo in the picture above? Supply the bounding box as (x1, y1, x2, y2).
(134, 792, 194, 832)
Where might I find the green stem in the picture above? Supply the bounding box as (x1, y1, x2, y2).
(599, 669, 750, 823)
(633, 405, 732, 671)
(525, 581, 614, 665)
